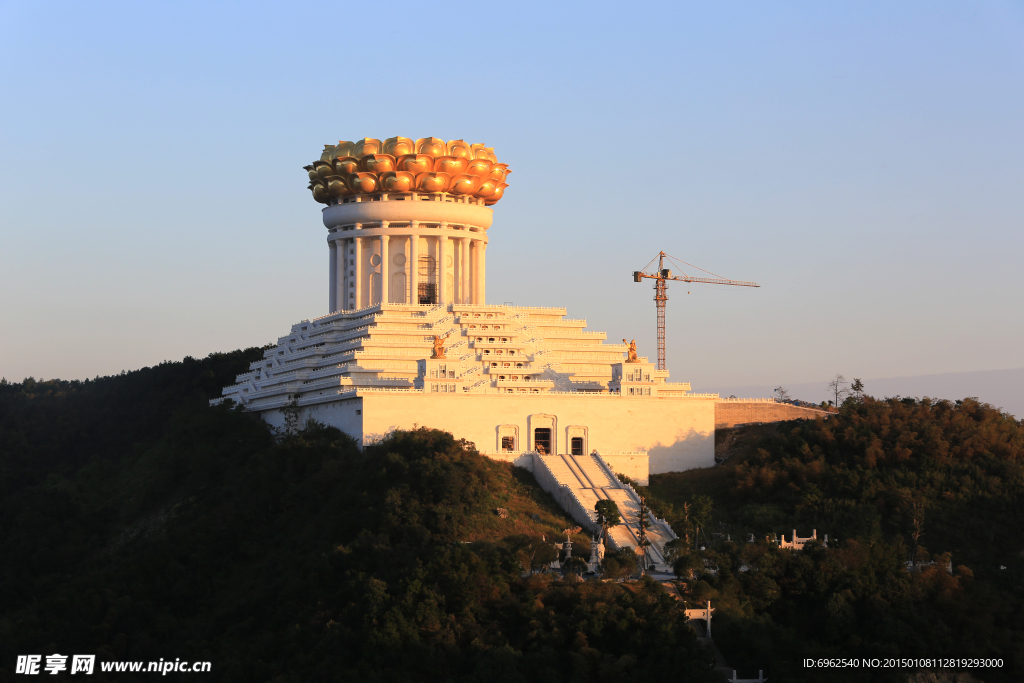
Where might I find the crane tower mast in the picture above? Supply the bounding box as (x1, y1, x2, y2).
(632, 251, 759, 371)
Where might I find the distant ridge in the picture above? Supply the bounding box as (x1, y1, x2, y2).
(704, 367, 1024, 419)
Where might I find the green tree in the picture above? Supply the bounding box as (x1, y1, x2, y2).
(595, 499, 621, 548)
(602, 548, 638, 580)
(691, 495, 713, 549)
(532, 540, 559, 571)
(672, 549, 703, 580)
(562, 555, 588, 578)
(595, 499, 621, 526)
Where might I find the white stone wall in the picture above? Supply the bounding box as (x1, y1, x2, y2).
(261, 397, 365, 445)
(267, 391, 715, 474)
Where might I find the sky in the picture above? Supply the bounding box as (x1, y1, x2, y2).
(1, 1, 1022, 411)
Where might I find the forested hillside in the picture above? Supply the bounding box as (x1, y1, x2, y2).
(644, 397, 1024, 682)
(0, 355, 715, 682)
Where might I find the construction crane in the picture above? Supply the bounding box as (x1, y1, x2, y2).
(633, 251, 759, 371)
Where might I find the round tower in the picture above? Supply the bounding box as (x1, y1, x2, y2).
(304, 136, 511, 311)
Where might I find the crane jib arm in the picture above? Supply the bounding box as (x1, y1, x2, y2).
(633, 272, 760, 288)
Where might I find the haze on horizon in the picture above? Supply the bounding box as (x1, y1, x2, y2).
(1, 2, 1021, 411)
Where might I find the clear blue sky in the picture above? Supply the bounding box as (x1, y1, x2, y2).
(1, 1, 1022, 394)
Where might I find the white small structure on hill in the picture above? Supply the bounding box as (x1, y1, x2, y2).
(685, 601, 715, 636)
(779, 529, 826, 550)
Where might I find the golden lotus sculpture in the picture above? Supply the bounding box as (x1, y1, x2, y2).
(305, 136, 511, 206)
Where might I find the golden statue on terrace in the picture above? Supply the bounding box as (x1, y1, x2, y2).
(432, 334, 447, 360)
(623, 339, 639, 363)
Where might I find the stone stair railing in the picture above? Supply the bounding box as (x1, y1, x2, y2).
(530, 454, 599, 532)
(592, 452, 678, 549)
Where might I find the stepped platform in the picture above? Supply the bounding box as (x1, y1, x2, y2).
(215, 302, 720, 476)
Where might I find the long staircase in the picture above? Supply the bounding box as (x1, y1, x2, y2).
(532, 452, 676, 572)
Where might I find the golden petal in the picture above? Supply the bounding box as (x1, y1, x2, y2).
(486, 163, 510, 182)
(314, 161, 334, 180)
(475, 179, 498, 197)
(335, 141, 355, 158)
(433, 156, 468, 176)
(465, 158, 493, 177)
(470, 143, 493, 161)
(415, 137, 446, 157)
(396, 154, 434, 174)
(359, 154, 396, 174)
(312, 184, 330, 203)
(448, 174, 480, 195)
(348, 172, 379, 194)
(320, 145, 337, 162)
(326, 177, 350, 197)
(352, 138, 382, 158)
(446, 139, 473, 159)
(484, 183, 508, 205)
(380, 171, 415, 193)
(383, 136, 415, 157)
(414, 172, 451, 193)
(334, 156, 360, 175)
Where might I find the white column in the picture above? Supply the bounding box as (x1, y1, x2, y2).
(479, 240, 486, 304)
(472, 239, 481, 304)
(380, 229, 389, 305)
(410, 225, 419, 305)
(341, 239, 348, 310)
(460, 237, 469, 304)
(336, 239, 347, 311)
(354, 233, 363, 309)
(438, 227, 448, 305)
(328, 240, 337, 313)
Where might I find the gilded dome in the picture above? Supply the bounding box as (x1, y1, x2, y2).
(305, 137, 510, 206)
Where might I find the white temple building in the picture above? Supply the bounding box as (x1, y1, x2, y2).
(217, 136, 720, 482)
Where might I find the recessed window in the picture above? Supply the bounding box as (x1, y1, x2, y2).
(534, 428, 551, 455)
(571, 437, 584, 456)
(501, 436, 516, 452)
